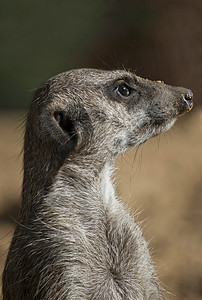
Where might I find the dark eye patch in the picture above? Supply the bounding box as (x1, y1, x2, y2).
(103, 76, 139, 104)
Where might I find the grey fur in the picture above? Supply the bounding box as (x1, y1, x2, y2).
(2, 69, 193, 299)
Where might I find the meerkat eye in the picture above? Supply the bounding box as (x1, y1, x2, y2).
(116, 83, 132, 97)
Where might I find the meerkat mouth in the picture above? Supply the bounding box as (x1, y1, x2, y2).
(135, 117, 176, 144)
(150, 118, 176, 138)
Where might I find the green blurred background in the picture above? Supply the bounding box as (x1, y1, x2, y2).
(0, 1, 202, 299)
(1, 0, 201, 110)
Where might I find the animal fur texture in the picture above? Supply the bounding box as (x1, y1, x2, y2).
(2, 69, 193, 299)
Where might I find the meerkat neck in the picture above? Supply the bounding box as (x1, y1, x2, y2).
(26, 160, 118, 233)
(52, 160, 117, 206)
(21, 155, 118, 224)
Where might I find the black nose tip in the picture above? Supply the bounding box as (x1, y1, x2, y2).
(184, 91, 193, 102)
(183, 91, 193, 112)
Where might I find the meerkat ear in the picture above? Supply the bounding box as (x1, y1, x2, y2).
(41, 101, 92, 155)
(40, 109, 78, 155)
(53, 110, 78, 150)
(54, 111, 76, 140)
(31, 83, 79, 154)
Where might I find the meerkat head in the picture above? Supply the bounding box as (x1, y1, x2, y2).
(25, 69, 193, 168)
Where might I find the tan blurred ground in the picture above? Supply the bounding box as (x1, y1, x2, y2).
(0, 110, 202, 299)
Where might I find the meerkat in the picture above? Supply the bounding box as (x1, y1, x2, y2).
(2, 69, 193, 300)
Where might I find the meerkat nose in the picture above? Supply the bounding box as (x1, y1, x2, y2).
(183, 91, 193, 112)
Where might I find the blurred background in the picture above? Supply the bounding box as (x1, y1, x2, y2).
(0, 0, 201, 299)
